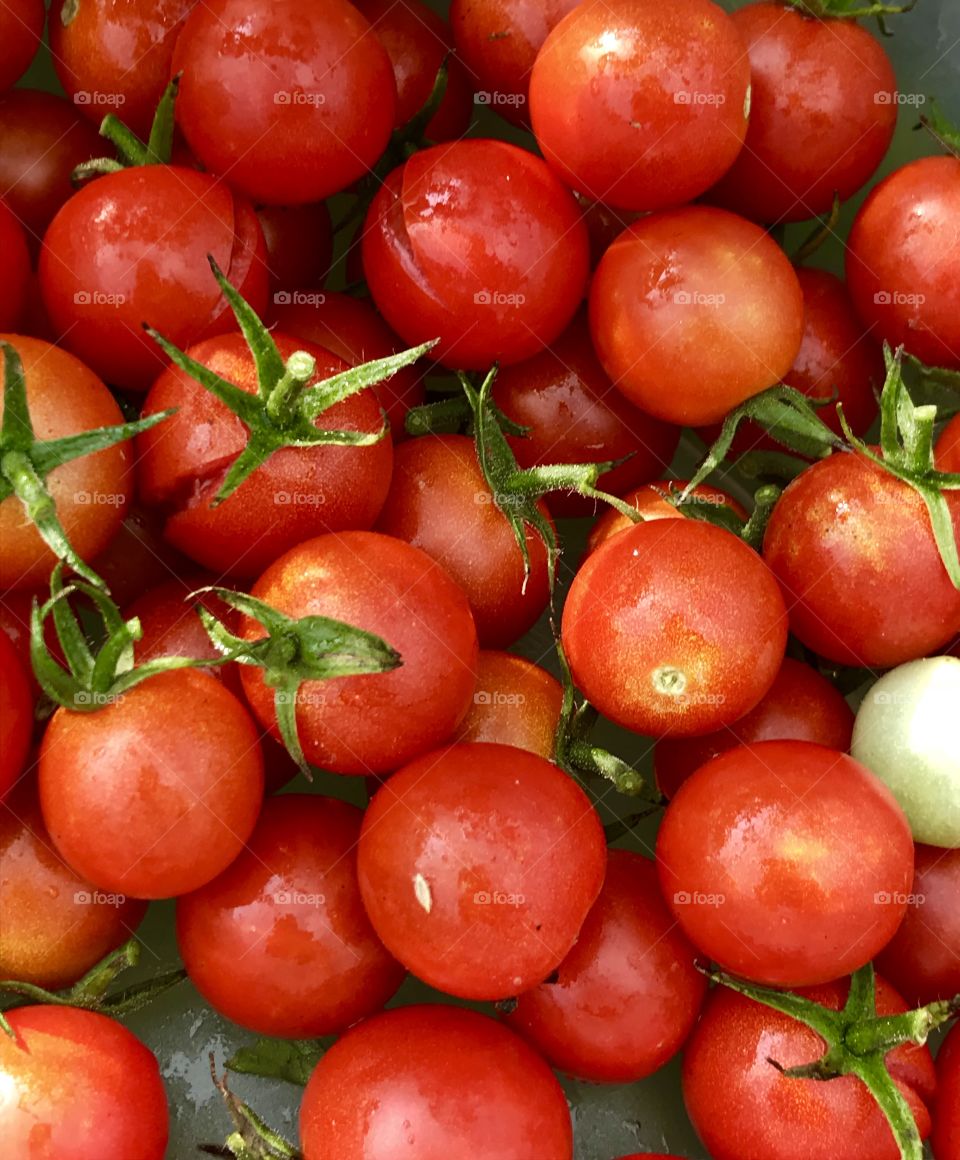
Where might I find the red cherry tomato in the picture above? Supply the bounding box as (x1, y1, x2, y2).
(357, 742, 606, 999)
(934, 1021, 960, 1160)
(937, 414, 960, 473)
(562, 519, 788, 737)
(362, 139, 589, 369)
(300, 1005, 573, 1159)
(455, 649, 563, 759)
(0, 199, 29, 331)
(586, 479, 747, 555)
(529, 0, 749, 212)
(589, 207, 804, 425)
(657, 741, 914, 987)
(0, 632, 32, 799)
(506, 850, 706, 1082)
(0, 0, 43, 93)
(0, 1005, 169, 1160)
(256, 203, 333, 294)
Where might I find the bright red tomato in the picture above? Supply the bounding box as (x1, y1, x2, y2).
(0, 199, 29, 330)
(300, 1005, 573, 1160)
(455, 650, 563, 759)
(362, 139, 589, 369)
(256, 203, 333, 294)
(0, 626, 32, 799)
(934, 1021, 960, 1160)
(938, 414, 960, 473)
(657, 741, 914, 987)
(0, 0, 43, 93)
(357, 742, 606, 999)
(586, 479, 746, 555)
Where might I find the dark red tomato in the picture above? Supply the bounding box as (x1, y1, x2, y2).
(455, 649, 563, 759)
(529, 0, 749, 212)
(0, 781, 147, 989)
(0, 631, 32, 799)
(586, 479, 747, 555)
(358, 742, 606, 1000)
(269, 291, 426, 434)
(240, 532, 478, 774)
(934, 1021, 960, 1160)
(562, 519, 787, 737)
(762, 450, 960, 667)
(657, 741, 914, 987)
(0, 0, 43, 92)
(256, 203, 333, 293)
(506, 850, 706, 1082)
(491, 312, 680, 517)
(50, 0, 196, 139)
(938, 413, 960, 474)
(300, 1005, 573, 1160)
(137, 332, 393, 576)
(0, 589, 44, 687)
(0, 1005, 169, 1160)
(847, 155, 960, 369)
(876, 846, 960, 1008)
(589, 207, 804, 425)
(654, 657, 854, 799)
(89, 507, 193, 609)
(39, 670, 264, 898)
(177, 795, 404, 1037)
(374, 434, 551, 647)
(683, 975, 936, 1160)
(355, 0, 473, 140)
(172, 0, 396, 204)
(708, 3, 896, 223)
(0, 199, 29, 331)
(362, 140, 589, 369)
(0, 335, 132, 591)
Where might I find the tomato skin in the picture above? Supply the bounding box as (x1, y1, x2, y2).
(938, 414, 960, 473)
(256, 203, 333, 293)
(0, 199, 29, 330)
(654, 657, 854, 799)
(586, 479, 746, 555)
(506, 850, 706, 1082)
(762, 450, 960, 667)
(589, 207, 804, 425)
(300, 1005, 574, 1160)
(934, 1021, 960, 1160)
(358, 742, 607, 1000)
(0, 1005, 169, 1160)
(846, 155, 960, 370)
(39, 670, 264, 899)
(240, 532, 478, 775)
(362, 140, 589, 370)
(0, 0, 43, 93)
(0, 631, 32, 799)
(455, 650, 563, 759)
(682, 976, 935, 1160)
(658, 741, 914, 987)
(562, 519, 788, 738)
(374, 434, 551, 647)
(708, 3, 896, 223)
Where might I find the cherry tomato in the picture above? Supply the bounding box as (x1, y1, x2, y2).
(708, 3, 897, 223)
(0, 1005, 169, 1160)
(0, 632, 32, 799)
(455, 649, 563, 759)
(357, 742, 606, 999)
(562, 519, 788, 738)
(491, 311, 680, 517)
(657, 741, 914, 987)
(654, 657, 854, 799)
(937, 413, 960, 473)
(300, 1005, 574, 1160)
(256, 204, 333, 294)
(240, 532, 478, 775)
(682, 975, 936, 1160)
(177, 794, 404, 1037)
(39, 670, 264, 898)
(529, 0, 749, 212)
(762, 450, 960, 667)
(0, 335, 132, 591)
(374, 434, 551, 647)
(586, 479, 746, 555)
(89, 507, 192, 609)
(172, 0, 396, 205)
(0, 0, 43, 93)
(589, 207, 805, 425)
(506, 850, 706, 1082)
(362, 139, 589, 369)
(846, 155, 960, 369)
(934, 1020, 960, 1160)
(0, 199, 29, 331)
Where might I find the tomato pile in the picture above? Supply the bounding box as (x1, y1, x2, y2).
(1, 0, 959, 1158)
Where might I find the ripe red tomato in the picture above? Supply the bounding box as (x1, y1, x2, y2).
(934, 1021, 960, 1160)
(177, 794, 404, 1037)
(455, 650, 563, 759)
(506, 850, 706, 1082)
(0, 0, 43, 93)
(846, 155, 960, 369)
(938, 414, 960, 473)
(657, 741, 914, 987)
(374, 434, 551, 647)
(707, 2, 896, 223)
(0, 199, 29, 331)
(682, 976, 936, 1160)
(654, 657, 854, 799)
(491, 311, 680, 517)
(529, 0, 749, 212)
(762, 450, 960, 667)
(39, 670, 264, 898)
(300, 1005, 573, 1160)
(357, 742, 606, 999)
(589, 207, 804, 425)
(0, 334, 132, 591)
(586, 479, 746, 555)
(256, 203, 333, 294)
(362, 139, 589, 369)
(562, 519, 787, 737)
(0, 1005, 169, 1160)
(0, 622, 32, 800)
(239, 532, 478, 775)
(172, 0, 396, 204)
